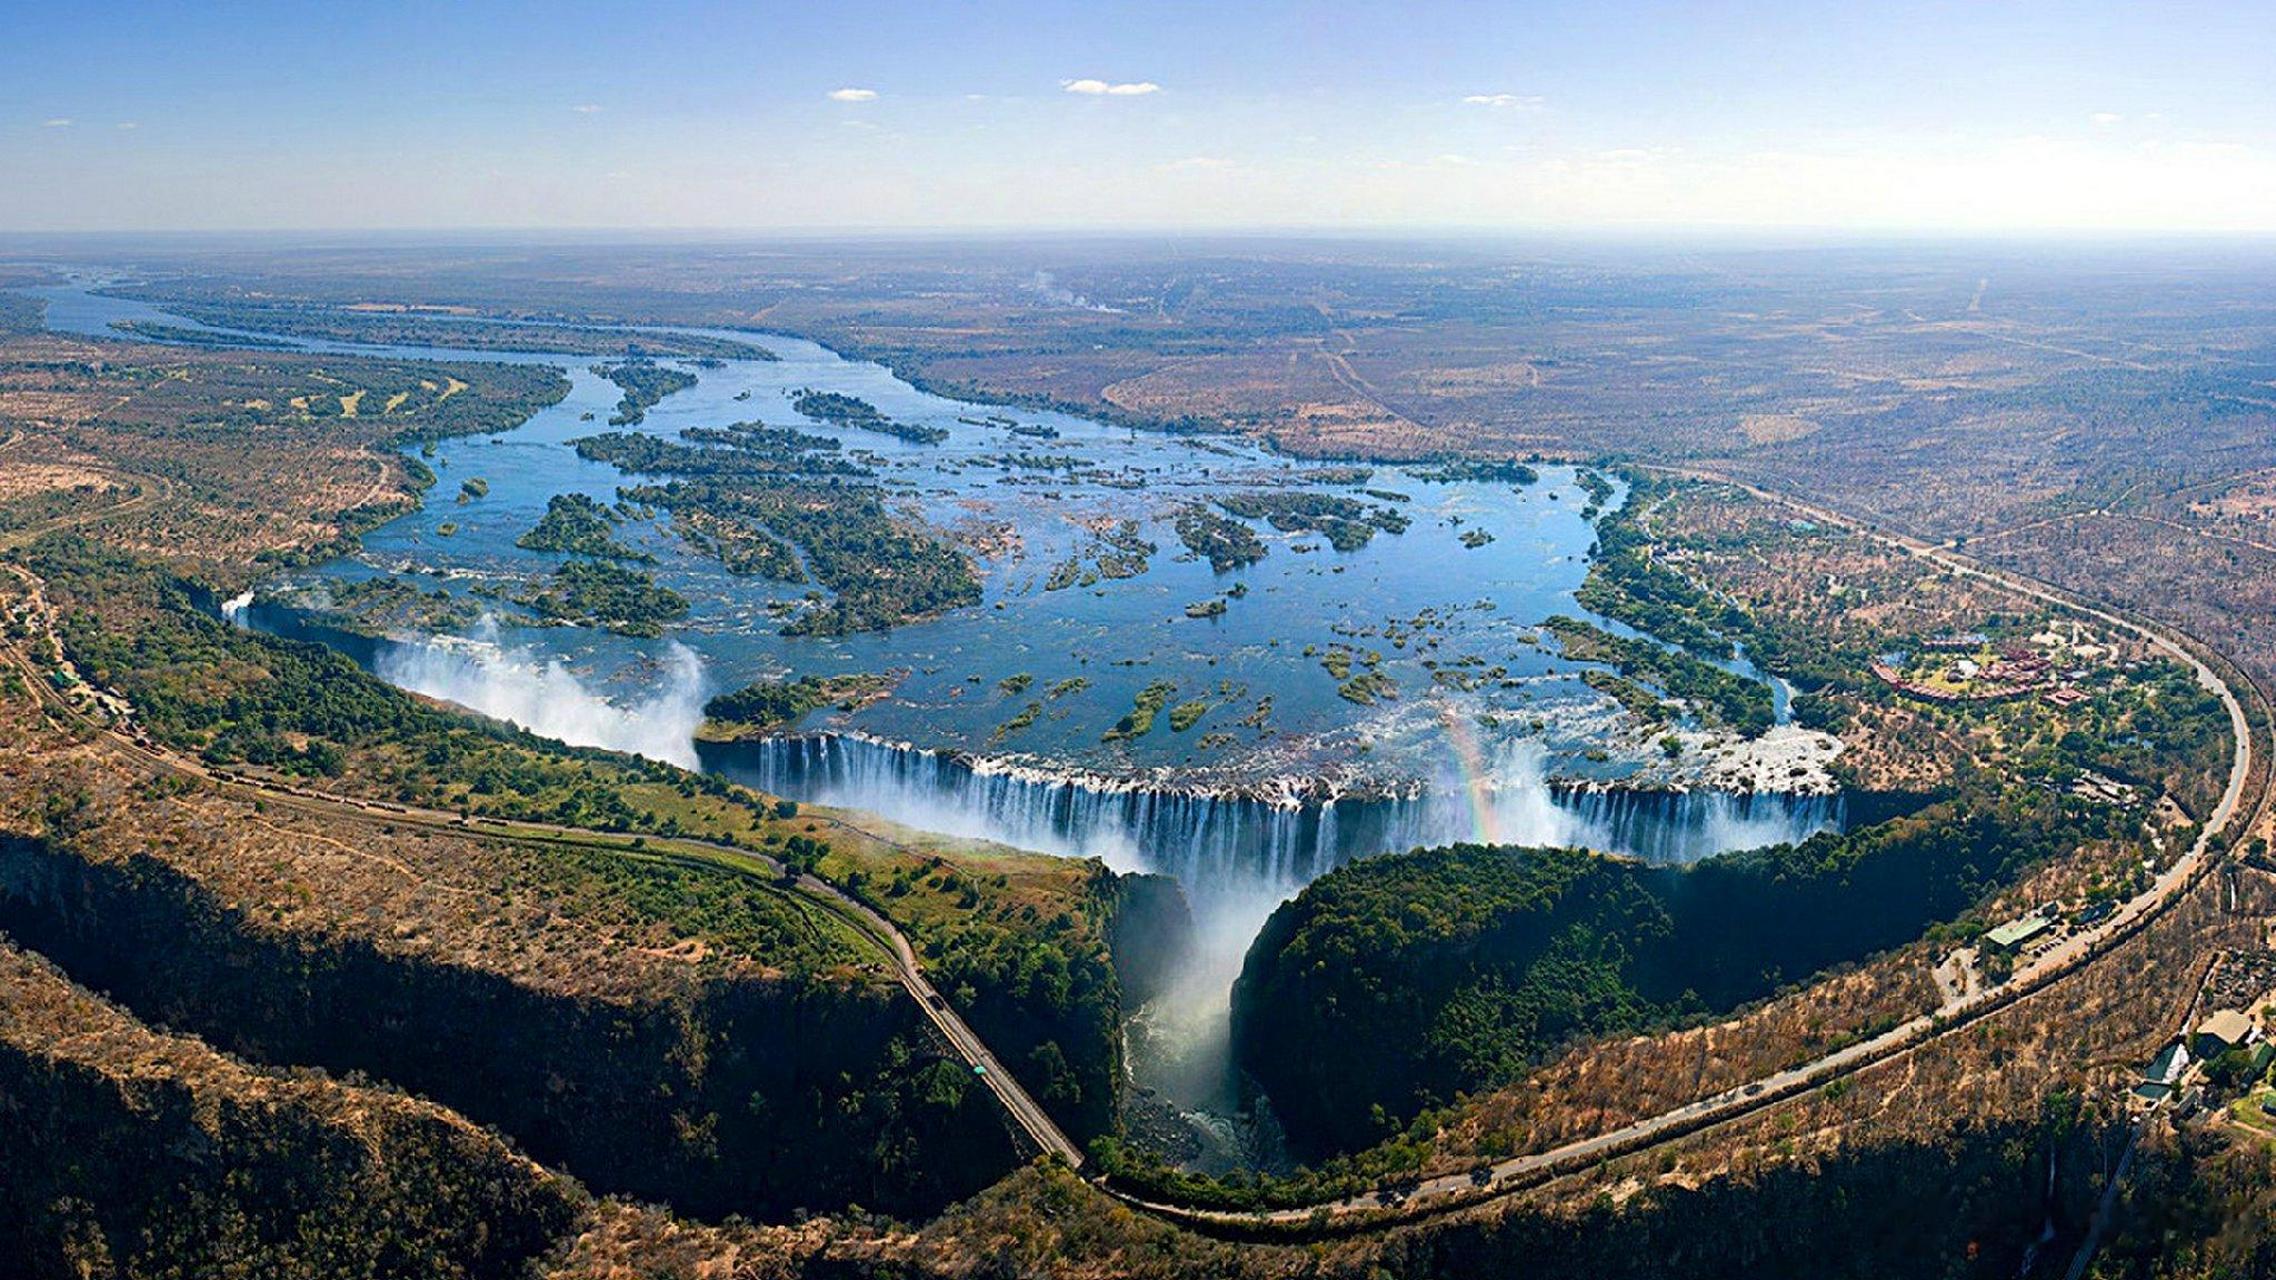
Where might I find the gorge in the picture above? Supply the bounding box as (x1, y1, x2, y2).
(34, 277, 1862, 1168)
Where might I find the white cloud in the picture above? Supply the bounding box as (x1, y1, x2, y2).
(41, 118, 72, 128)
(1063, 78, 1160, 96)
(2091, 111, 2122, 126)
(1159, 155, 1233, 171)
(115, 121, 138, 130)
(1462, 93, 1543, 110)
(827, 87, 878, 102)
(570, 104, 602, 114)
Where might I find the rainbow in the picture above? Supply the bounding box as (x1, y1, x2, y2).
(1437, 702, 1502, 845)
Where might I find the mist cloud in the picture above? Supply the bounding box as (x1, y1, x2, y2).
(374, 621, 707, 768)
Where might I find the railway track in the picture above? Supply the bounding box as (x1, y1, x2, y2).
(1103, 469, 2268, 1236)
(4, 466, 2265, 1238)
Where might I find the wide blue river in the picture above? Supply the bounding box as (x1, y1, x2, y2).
(26, 275, 1857, 1160)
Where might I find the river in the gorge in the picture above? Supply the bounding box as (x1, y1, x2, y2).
(26, 277, 1854, 1165)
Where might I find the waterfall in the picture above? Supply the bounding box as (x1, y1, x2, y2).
(238, 576, 1849, 1141)
(699, 732, 1847, 892)
(704, 730, 1850, 1130)
(372, 622, 708, 769)
(1546, 785, 1847, 864)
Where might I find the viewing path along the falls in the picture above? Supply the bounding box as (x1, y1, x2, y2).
(6, 466, 2266, 1241)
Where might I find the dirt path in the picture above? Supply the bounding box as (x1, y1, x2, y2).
(1318, 329, 1429, 434)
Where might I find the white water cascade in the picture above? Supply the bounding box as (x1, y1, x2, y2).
(372, 621, 708, 769)
(702, 731, 1846, 887)
(240, 590, 1848, 1142)
(703, 730, 1847, 1134)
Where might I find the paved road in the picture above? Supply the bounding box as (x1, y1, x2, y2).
(1111, 470, 2263, 1233)
(5, 469, 2261, 1236)
(0, 561, 1085, 1169)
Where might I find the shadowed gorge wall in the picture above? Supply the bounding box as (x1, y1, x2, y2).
(0, 834, 1022, 1221)
(1103, 869, 1197, 1010)
(0, 941, 585, 1280)
(1233, 787, 2122, 1156)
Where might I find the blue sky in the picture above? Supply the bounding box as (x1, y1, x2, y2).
(5, 0, 2273, 231)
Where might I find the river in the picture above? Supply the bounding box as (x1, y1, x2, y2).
(24, 276, 1853, 1161)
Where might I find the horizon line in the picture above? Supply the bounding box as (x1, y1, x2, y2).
(7, 222, 2276, 243)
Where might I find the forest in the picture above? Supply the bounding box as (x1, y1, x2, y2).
(701, 672, 895, 737)
(515, 492, 653, 560)
(1544, 615, 1774, 736)
(8, 522, 1151, 1175)
(1215, 490, 1410, 552)
(1232, 781, 2142, 1158)
(1173, 504, 1268, 571)
(593, 358, 698, 425)
(572, 429, 870, 480)
(515, 559, 690, 636)
(621, 478, 981, 635)
(791, 389, 949, 444)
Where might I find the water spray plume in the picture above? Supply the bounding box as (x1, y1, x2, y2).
(374, 618, 708, 768)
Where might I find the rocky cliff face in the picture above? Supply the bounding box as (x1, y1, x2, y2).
(1234, 792, 2106, 1159)
(0, 939, 584, 1279)
(1103, 869, 1196, 1011)
(0, 834, 1021, 1221)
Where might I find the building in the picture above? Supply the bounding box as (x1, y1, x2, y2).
(2070, 771, 2142, 809)
(2133, 1040, 2191, 1105)
(1984, 915, 2054, 955)
(2195, 1009, 2254, 1059)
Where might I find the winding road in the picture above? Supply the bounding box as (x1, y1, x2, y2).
(0, 558, 1084, 1170)
(3, 465, 2265, 1238)
(1111, 469, 2266, 1233)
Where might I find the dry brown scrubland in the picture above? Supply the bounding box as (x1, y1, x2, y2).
(0, 328, 1005, 1266)
(1984, 511, 2276, 713)
(0, 330, 564, 575)
(532, 865, 2268, 1280)
(0, 740, 879, 1001)
(4, 257, 2274, 1273)
(0, 937, 586, 1279)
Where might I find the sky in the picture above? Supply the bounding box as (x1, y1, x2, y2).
(5, 0, 2274, 233)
